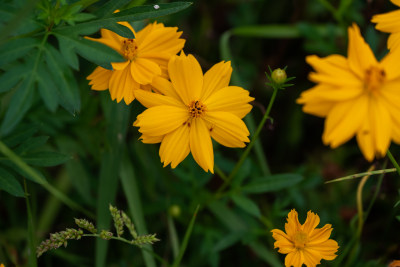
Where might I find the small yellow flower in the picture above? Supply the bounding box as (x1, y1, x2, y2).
(297, 24, 400, 161)
(134, 53, 254, 173)
(372, 0, 400, 50)
(271, 209, 339, 267)
(1, 264, 5, 267)
(87, 21, 185, 104)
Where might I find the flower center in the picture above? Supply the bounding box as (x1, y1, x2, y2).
(293, 231, 308, 249)
(188, 100, 207, 118)
(122, 39, 138, 60)
(364, 66, 385, 94)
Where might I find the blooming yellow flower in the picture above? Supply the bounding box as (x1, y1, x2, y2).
(0, 264, 4, 267)
(271, 209, 339, 267)
(297, 24, 400, 161)
(372, 0, 400, 50)
(133, 53, 254, 173)
(87, 21, 185, 104)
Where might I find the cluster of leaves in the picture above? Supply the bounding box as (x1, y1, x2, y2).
(37, 204, 159, 257)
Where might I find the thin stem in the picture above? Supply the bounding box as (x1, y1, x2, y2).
(24, 179, 38, 267)
(214, 165, 228, 182)
(216, 87, 279, 195)
(387, 149, 400, 177)
(326, 168, 396, 184)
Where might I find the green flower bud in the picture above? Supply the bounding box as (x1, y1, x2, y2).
(271, 68, 287, 84)
(169, 205, 181, 218)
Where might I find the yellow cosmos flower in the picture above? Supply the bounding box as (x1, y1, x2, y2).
(133, 53, 254, 173)
(372, 0, 400, 50)
(297, 24, 400, 161)
(271, 209, 339, 267)
(87, 21, 185, 104)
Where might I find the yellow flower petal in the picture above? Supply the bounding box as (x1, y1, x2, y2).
(285, 209, 301, 238)
(356, 116, 375, 161)
(302, 248, 322, 267)
(139, 134, 163, 144)
(151, 76, 181, 101)
(308, 224, 333, 244)
(302, 211, 320, 235)
(201, 61, 232, 101)
(189, 119, 214, 173)
(297, 84, 363, 102)
(392, 0, 400, 7)
(112, 61, 130, 70)
(300, 100, 335, 118)
(204, 86, 254, 119)
(307, 239, 339, 260)
(109, 66, 138, 104)
(323, 95, 368, 148)
(168, 53, 203, 105)
(285, 250, 303, 267)
(204, 111, 250, 147)
(370, 98, 392, 157)
(134, 89, 185, 109)
(136, 105, 188, 136)
(130, 58, 161, 85)
(160, 125, 190, 168)
(347, 24, 378, 78)
(381, 45, 400, 80)
(138, 25, 185, 55)
(372, 10, 400, 34)
(87, 66, 112, 91)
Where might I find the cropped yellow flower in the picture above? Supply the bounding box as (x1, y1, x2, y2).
(87, 22, 185, 104)
(271, 209, 339, 267)
(372, 0, 400, 50)
(297, 24, 400, 161)
(134, 53, 254, 173)
(0, 264, 4, 267)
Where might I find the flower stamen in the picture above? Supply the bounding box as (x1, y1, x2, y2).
(122, 39, 138, 60)
(293, 231, 308, 249)
(188, 100, 206, 118)
(364, 66, 385, 94)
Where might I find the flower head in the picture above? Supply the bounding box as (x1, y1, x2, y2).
(87, 21, 185, 104)
(297, 24, 400, 161)
(271, 209, 339, 267)
(372, 0, 400, 50)
(133, 53, 254, 173)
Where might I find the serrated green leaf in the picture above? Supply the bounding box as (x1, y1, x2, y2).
(44, 44, 80, 114)
(231, 194, 261, 218)
(36, 62, 59, 111)
(54, 32, 124, 69)
(0, 64, 28, 93)
(0, 74, 35, 136)
(71, 12, 96, 23)
(103, 23, 134, 39)
(14, 136, 49, 155)
(0, 38, 39, 66)
(242, 173, 303, 194)
(58, 36, 80, 70)
(2, 126, 37, 147)
(22, 151, 71, 167)
(55, 2, 192, 35)
(0, 166, 24, 197)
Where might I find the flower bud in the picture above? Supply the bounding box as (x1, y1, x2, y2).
(271, 68, 287, 84)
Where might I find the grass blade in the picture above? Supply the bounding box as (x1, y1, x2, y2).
(171, 205, 200, 267)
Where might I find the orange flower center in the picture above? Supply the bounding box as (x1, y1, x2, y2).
(293, 231, 308, 249)
(364, 66, 385, 94)
(188, 100, 207, 118)
(122, 39, 138, 60)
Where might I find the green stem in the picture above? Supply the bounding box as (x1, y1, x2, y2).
(387, 149, 400, 177)
(214, 165, 228, 182)
(325, 168, 396, 183)
(24, 179, 38, 267)
(216, 87, 279, 195)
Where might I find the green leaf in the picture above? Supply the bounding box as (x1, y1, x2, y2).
(248, 241, 282, 267)
(55, 2, 192, 36)
(54, 32, 124, 70)
(22, 151, 71, 167)
(212, 232, 243, 252)
(0, 73, 35, 136)
(0, 166, 24, 197)
(44, 44, 80, 114)
(0, 38, 39, 67)
(231, 194, 261, 218)
(36, 62, 59, 112)
(15, 136, 49, 154)
(93, 0, 132, 18)
(58, 36, 80, 70)
(242, 173, 303, 194)
(0, 64, 28, 93)
(208, 201, 247, 232)
(2, 126, 37, 147)
(103, 23, 134, 39)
